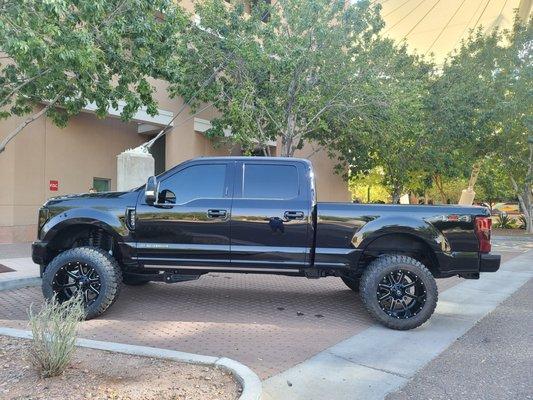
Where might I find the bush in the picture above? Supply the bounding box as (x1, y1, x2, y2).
(27, 295, 84, 377)
(519, 215, 527, 230)
(495, 214, 516, 229)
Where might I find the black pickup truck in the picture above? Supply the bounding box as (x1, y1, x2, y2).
(32, 157, 500, 330)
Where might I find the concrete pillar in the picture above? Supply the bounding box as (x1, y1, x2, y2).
(117, 150, 155, 191)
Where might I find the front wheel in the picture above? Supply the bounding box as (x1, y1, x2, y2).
(359, 255, 438, 330)
(42, 247, 122, 319)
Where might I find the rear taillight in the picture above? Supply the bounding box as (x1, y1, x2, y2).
(475, 216, 492, 253)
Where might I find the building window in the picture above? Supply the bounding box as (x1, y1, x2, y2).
(93, 178, 111, 192)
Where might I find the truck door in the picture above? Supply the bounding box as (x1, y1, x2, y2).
(230, 160, 313, 271)
(134, 160, 234, 267)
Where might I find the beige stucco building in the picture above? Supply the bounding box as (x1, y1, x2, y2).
(1, 0, 530, 243)
(0, 55, 350, 243)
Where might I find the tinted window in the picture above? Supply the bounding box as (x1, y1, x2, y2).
(159, 164, 226, 204)
(243, 164, 298, 199)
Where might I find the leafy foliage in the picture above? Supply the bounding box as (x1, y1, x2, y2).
(349, 167, 391, 203)
(430, 16, 532, 231)
(495, 213, 516, 229)
(0, 0, 187, 153)
(328, 39, 434, 202)
(170, 0, 384, 156)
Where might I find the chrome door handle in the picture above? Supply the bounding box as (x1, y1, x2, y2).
(207, 209, 227, 219)
(284, 211, 304, 220)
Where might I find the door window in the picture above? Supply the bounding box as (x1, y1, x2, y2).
(158, 164, 226, 204)
(242, 164, 299, 199)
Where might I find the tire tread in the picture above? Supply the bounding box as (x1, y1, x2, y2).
(359, 255, 438, 330)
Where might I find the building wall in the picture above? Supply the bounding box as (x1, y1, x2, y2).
(0, 112, 146, 242)
(295, 143, 351, 202)
(0, 0, 359, 243)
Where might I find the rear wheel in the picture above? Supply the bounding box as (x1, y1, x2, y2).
(341, 276, 360, 292)
(42, 247, 122, 319)
(359, 255, 438, 330)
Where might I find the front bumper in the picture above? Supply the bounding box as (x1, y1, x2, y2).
(31, 241, 49, 266)
(479, 253, 501, 273)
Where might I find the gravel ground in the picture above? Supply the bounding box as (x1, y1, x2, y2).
(0, 336, 240, 400)
(386, 278, 533, 400)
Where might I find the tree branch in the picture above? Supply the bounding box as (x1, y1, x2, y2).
(0, 91, 63, 154)
(0, 68, 51, 109)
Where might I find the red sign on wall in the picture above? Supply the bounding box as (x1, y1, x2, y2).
(49, 180, 59, 191)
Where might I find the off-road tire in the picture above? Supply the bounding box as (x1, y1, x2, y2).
(341, 276, 360, 292)
(359, 255, 438, 330)
(42, 247, 122, 320)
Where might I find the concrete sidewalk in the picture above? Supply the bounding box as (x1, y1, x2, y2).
(0, 257, 40, 290)
(262, 250, 533, 400)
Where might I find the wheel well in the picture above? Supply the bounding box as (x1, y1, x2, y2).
(360, 234, 440, 276)
(47, 224, 121, 263)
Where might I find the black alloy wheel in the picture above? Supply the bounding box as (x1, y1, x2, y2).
(359, 255, 438, 330)
(376, 269, 426, 319)
(42, 247, 122, 319)
(52, 261, 102, 305)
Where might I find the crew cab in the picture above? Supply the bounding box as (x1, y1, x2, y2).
(32, 157, 500, 330)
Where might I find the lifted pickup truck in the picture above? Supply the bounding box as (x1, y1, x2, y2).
(33, 157, 500, 330)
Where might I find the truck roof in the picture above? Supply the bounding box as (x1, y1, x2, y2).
(192, 156, 312, 165)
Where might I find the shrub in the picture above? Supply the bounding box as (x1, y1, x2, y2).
(519, 215, 527, 230)
(495, 214, 516, 229)
(27, 295, 84, 377)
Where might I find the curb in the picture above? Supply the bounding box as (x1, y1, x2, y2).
(0, 326, 262, 400)
(0, 276, 41, 291)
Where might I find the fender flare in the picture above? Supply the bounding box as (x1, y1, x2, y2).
(353, 215, 451, 254)
(41, 208, 127, 244)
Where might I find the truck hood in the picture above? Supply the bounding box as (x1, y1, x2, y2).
(44, 190, 139, 207)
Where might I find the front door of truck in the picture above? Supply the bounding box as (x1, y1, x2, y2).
(134, 161, 234, 267)
(230, 161, 313, 271)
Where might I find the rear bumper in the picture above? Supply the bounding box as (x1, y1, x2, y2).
(435, 251, 500, 277)
(479, 253, 501, 273)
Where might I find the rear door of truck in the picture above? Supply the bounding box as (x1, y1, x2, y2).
(230, 159, 314, 272)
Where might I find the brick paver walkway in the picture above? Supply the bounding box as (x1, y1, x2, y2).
(0, 246, 523, 379)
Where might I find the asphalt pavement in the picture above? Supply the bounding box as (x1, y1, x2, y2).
(386, 278, 532, 400)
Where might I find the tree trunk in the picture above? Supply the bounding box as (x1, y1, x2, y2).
(391, 186, 401, 204)
(509, 176, 532, 234)
(433, 174, 447, 204)
(0, 94, 62, 154)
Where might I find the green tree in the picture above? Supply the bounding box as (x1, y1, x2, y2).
(430, 17, 532, 231)
(169, 0, 384, 157)
(492, 18, 532, 232)
(0, 0, 187, 154)
(349, 167, 390, 203)
(327, 39, 434, 203)
(476, 159, 516, 210)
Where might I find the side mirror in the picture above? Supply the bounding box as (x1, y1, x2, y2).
(145, 176, 158, 205)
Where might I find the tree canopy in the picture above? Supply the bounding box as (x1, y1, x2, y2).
(0, 0, 530, 231)
(429, 17, 532, 231)
(0, 0, 187, 153)
(170, 0, 384, 157)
